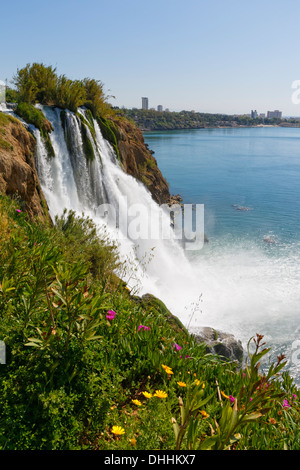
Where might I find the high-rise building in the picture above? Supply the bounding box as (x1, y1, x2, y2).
(142, 97, 149, 110)
(157, 105, 163, 112)
(251, 110, 258, 118)
(267, 110, 282, 119)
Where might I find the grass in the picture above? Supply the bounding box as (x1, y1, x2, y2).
(0, 193, 299, 450)
(0, 136, 13, 151)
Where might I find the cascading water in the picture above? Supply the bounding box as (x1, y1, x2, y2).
(34, 105, 201, 314)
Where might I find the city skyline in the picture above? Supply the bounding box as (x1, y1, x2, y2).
(1, 1, 300, 116)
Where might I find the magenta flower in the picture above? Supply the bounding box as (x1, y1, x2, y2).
(229, 395, 235, 403)
(283, 399, 291, 408)
(173, 343, 182, 352)
(138, 325, 150, 331)
(106, 310, 116, 321)
(16, 209, 21, 213)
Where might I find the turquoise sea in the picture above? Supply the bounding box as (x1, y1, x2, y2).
(144, 127, 300, 384)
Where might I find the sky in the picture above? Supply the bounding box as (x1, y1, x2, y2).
(1, 0, 300, 115)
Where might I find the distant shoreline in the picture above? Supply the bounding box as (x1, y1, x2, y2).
(141, 123, 300, 132)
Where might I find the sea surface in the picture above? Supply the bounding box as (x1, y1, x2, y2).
(144, 126, 300, 384)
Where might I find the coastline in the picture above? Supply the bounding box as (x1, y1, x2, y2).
(141, 123, 299, 132)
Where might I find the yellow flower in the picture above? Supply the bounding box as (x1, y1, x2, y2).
(132, 399, 142, 406)
(177, 381, 187, 387)
(161, 364, 173, 375)
(194, 379, 201, 386)
(142, 391, 153, 399)
(130, 437, 137, 446)
(221, 391, 229, 399)
(200, 410, 209, 418)
(111, 425, 125, 436)
(154, 390, 168, 398)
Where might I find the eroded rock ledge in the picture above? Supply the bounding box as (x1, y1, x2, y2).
(0, 112, 49, 221)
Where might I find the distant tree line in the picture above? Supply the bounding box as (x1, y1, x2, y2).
(115, 108, 291, 131)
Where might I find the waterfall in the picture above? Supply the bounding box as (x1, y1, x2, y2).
(33, 106, 202, 323)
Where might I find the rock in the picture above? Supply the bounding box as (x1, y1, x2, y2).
(263, 236, 276, 244)
(193, 326, 244, 363)
(0, 112, 50, 221)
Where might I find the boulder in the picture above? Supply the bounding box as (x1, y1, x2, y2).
(193, 326, 244, 363)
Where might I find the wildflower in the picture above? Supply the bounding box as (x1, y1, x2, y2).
(173, 343, 182, 351)
(16, 209, 21, 213)
(161, 364, 173, 375)
(154, 390, 168, 398)
(130, 438, 137, 446)
(161, 364, 173, 374)
(132, 399, 142, 406)
(106, 310, 116, 321)
(177, 381, 187, 387)
(111, 425, 125, 436)
(138, 325, 150, 331)
(221, 391, 229, 399)
(200, 410, 209, 418)
(142, 391, 152, 399)
(229, 395, 235, 403)
(194, 379, 201, 386)
(269, 418, 276, 425)
(283, 399, 291, 409)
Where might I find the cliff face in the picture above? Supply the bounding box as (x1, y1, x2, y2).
(110, 116, 174, 206)
(0, 112, 49, 221)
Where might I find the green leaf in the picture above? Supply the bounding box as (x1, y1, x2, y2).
(242, 411, 263, 422)
(198, 436, 218, 450)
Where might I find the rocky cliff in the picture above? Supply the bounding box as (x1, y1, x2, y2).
(0, 112, 49, 221)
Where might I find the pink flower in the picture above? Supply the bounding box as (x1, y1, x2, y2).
(173, 343, 182, 352)
(16, 209, 21, 213)
(138, 325, 150, 331)
(283, 399, 291, 408)
(106, 310, 116, 321)
(229, 395, 235, 403)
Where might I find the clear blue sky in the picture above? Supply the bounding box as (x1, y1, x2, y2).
(1, 0, 300, 115)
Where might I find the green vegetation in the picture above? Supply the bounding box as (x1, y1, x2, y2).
(0, 137, 13, 151)
(8, 63, 119, 160)
(97, 115, 120, 160)
(12, 63, 115, 119)
(117, 108, 287, 131)
(0, 193, 299, 450)
(15, 102, 55, 158)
